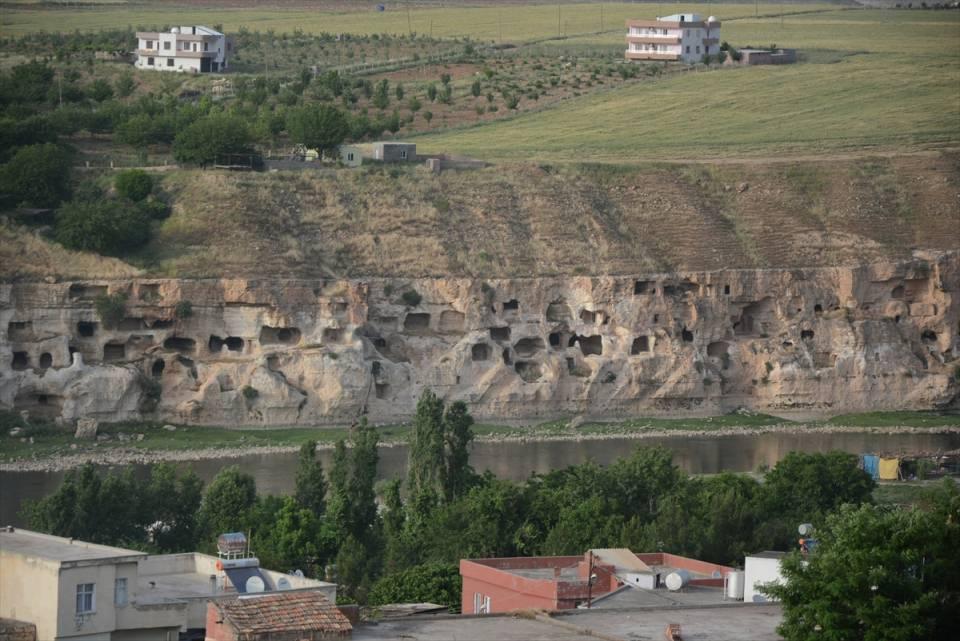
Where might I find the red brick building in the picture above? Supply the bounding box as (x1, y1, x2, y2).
(205, 590, 352, 640)
(460, 550, 733, 614)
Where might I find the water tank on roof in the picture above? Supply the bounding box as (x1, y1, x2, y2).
(665, 570, 690, 591)
(707, 16, 718, 23)
(726, 570, 745, 600)
(217, 532, 248, 555)
(171, 27, 180, 34)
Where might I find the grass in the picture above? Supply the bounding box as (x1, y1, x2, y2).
(3, 410, 958, 464)
(414, 9, 960, 161)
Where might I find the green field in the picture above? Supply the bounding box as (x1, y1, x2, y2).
(1, 3, 837, 39)
(415, 9, 960, 160)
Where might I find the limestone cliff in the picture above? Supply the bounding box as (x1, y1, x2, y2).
(2, 252, 958, 425)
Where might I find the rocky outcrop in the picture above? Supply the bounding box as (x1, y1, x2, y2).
(2, 252, 958, 426)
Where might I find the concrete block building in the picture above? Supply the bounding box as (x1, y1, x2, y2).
(625, 13, 721, 63)
(135, 26, 232, 73)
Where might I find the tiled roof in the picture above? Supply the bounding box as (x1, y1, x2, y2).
(217, 590, 352, 638)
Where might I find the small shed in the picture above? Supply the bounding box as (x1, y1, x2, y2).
(372, 142, 416, 163)
(339, 145, 362, 167)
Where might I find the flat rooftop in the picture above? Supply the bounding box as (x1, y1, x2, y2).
(0, 528, 145, 563)
(506, 565, 580, 581)
(591, 584, 730, 609)
(136, 570, 215, 605)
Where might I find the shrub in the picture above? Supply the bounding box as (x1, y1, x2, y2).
(54, 199, 150, 256)
(174, 301, 193, 319)
(0, 143, 72, 208)
(470, 80, 481, 97)
(94, 292, 128, 329)
(401, 289, 422, 307)
(172, 113, 254, 166)
(115, 169, 153, 202)
(505, 94, 520, 110)
(242, 385, 259, 400)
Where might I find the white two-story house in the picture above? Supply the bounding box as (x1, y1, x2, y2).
(625, 13, 721, 64)
(135, 26, 232, 73)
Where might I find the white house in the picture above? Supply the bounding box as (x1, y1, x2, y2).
(625, 13, 721, 64)
(744, 551, 786, 603)
(135, 26, 233, 73)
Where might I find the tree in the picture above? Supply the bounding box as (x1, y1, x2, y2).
(115, 73, 136, 98)
(470, 80, 481, 98)
(407, 389, 446, 518)
(372, 79, 390, 110)
(294, 440, 328, 517)
(442, 400, 474, 502)
(765, 485, 960, 641)
(114, 169, 153, 202)
(368, 563, 461, 611)
(285, 104, 349, 159)
(394, 83, 404, 100)
(172, 113, 254, 166)
(144, 463, 203, 552)
(426, 83, 437, 102)
(55, 198, 151, 256)
(253, 496, 320, 574)
(0, 143, 71, 207)
(88, 78, 114, 102)
(199, 466, 257, 540)
(423, 110, 433, 124)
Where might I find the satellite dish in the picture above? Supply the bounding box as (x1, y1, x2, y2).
(277, 577, 291, 590)
(293, 569, 305, 578)
(245, 576, 265, 593)
(798, 523, 814, 536)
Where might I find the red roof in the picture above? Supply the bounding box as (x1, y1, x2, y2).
(216, 590, 352, 639)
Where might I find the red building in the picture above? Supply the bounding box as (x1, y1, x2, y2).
(460, 549, 733, 614)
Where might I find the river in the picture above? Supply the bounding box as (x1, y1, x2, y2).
(2, 430, 958, 527)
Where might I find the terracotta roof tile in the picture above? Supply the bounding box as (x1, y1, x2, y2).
(216, 590, 352, 638)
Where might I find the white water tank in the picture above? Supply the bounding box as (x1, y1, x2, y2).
(726, 570, 745, 600)
(665, 570, 690, 591)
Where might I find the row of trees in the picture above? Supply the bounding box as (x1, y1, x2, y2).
(25, 388, 885, 611)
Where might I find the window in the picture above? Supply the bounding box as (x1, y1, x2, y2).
(347, 153, 354, 161)
(146, 40, 154, 49)
(696, 46, 701, 54)
(193, 43, 198, 51)
(163, 41, 171, 50)
(204, 42, 209, 52)
(167, 58, 174, 67)
(114, 578, 128, 606)
(400, 150, 407, 159)
(686, 46, 690, 54)
(473, 592, 491, 614)
(147, 57, 154, 66)
(76, 583, 95, 614)
(685, 29, 690, 37)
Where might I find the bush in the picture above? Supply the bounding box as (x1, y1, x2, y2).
(242, 385, 259, 400)
(0, 143, 72, 208)
(54, 198, 151, 256)
(115, 169, 153, 202)
(401, 289, 422, 307)
(172, 113, 254, 166)
(285, 104, 349, 159)
(174, 300, 193, 319)
(94, 292, 128, 329)
(368, 564, 461, 611)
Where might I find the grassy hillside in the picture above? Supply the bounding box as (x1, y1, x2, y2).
(3, 153, 958, 280)
(416, 10, 960, 161)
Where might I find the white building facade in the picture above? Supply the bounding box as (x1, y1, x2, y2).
(625, 13, 721, 64)
(744, 552, 786, 603)
(135, 26, 232, 73)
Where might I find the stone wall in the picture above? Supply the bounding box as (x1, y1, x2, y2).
(2, 252, 958, 426)
(0, 619, 36, 641)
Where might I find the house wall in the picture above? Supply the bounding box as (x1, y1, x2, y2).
(55, 562, 131, 639)
(203, 605, 236, 641)
(744, 556, 784, 603)
(374, 144, 416, 163)
(0, 552, 60, 641)
(460, 559, 568, 614)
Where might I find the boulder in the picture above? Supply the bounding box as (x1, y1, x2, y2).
(162, 424, 177, 432)
(74, 418, 99, 440)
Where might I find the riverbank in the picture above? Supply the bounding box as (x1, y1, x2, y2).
(2, 411, 958, 473)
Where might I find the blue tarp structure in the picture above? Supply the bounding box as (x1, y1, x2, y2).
(861, 454, 880, 480)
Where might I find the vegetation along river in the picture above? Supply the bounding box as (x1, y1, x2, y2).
(2, 430, 958, 527)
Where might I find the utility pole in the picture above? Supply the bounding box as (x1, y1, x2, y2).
(406, 1, 412, 35)
(586, 551, 595, 609)
(557, 4, 561, 37)
(600, 4, 604, 32)
(498, 11, 502, 43)
(755, 0, 759, 19)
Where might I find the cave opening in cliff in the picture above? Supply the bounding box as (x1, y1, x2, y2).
(579, 309, 597, 324)
(118, 318, 144, 331)
(376, 383, 389, 399)
(577, 335, 603, 356)
(682, 327, 694, 343)
(39, 353, 52, 369)
(138, 283, 160, 301)
(549, 332, 562, 348)
(546, 301, 572, 322)
(149, 319, 174, 329)
(403, 313, 431, 334)
(502, 348, 512, 365)
(12, 352, 29, 370)
(891, 285, 905, 300)
(8, 321, 31, 340)
(77, 321, 97, 337)
(502, 299, 519, 313)
(631, 336, 650, 354)
(490, 326, 510, 342)
(176, 355, 198, 378)
(472, 343, 491, 361)
(801, 329, 814, 341)
(515, 361, 542, 382)
(438, 310, 466, 333)
(921, 330, 937, 343)
(14, 391, 63, 420)
(371, 361, 382, 376)
(226, 337, 244, 351)
(103, 343, 126, 361)
(814, 304, 823, 314)
(209, 335, 225, 352)
(514, 337, 545, 358)
(69, 284, 108, 301)
(152, 359, 165, 378)
(260, 326, 302, 345)
(724, 284, 731, 295)
(634, 280, 654, 295)
(323, 328, 345, 343)
(164, 336, 196, 353)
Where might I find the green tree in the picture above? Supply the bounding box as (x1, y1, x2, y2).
(394, 83, 404, 100)
(294, 440, 328, 517)
(114, 169, 153, 202)
(253, 496, 320, 574)
(470, 80, 481, 98)
(172, 113, 254, 166)
(88, 78, 114, 102)
(55, 198, 151, 256)
(0, 143, 72, 207)
(765, 485, 960, 641)
(372, 79, 390, 110)
(144, 463, 204, 552)
(368, 563, 461, 611)
(199, 466, 257, 540)
(407, 96, 422, 113)
(285, 104, 349, 159)
(115, 73, 136, 98)
(426, 83, 437, 102)
(423, 110, 433, 124)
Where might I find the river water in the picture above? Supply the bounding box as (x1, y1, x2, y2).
(2, 430, 958, 527)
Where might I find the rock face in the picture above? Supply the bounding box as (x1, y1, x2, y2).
(1, 253, 958, 426)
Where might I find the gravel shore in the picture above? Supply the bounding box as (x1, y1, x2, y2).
(2, 424, 958, 473)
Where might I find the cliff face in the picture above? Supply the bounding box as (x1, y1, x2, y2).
(2, 252, 958, 426)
